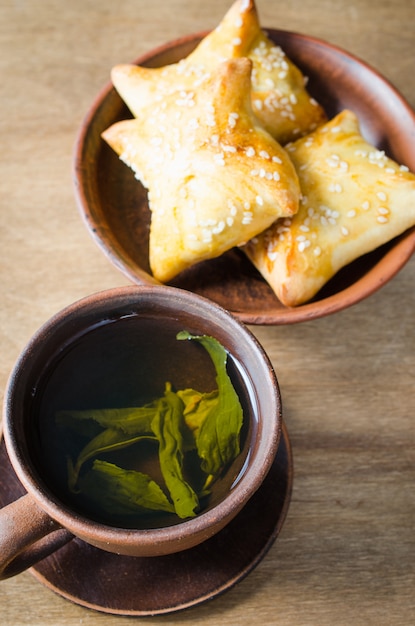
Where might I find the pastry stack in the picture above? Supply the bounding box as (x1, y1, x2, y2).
(103, 0, 415, 306)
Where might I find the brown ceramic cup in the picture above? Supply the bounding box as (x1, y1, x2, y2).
(0, 285, 282, 580)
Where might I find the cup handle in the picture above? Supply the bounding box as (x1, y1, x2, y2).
(0, 494, 73, 580)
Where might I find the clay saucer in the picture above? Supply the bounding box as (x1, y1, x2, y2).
(0, 422, 292, 616)
(73, 30, 415, 325)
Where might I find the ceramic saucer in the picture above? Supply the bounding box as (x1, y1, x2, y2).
(0, 422, 292, 616)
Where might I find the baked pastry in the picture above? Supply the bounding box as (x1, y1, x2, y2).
(102, 57, 300, 283)
(111, 0, 327, 145)
(243, 109, 415, 306)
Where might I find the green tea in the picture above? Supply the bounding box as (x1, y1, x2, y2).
(31, 315, 255, 529)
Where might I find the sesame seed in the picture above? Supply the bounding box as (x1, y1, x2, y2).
(378, 207, 389, 215)
(212, 221, 225, 234)
(298, 240, 310, 252)
(232, 37, 242, 46)
(377, 191, 387, 201)
(272, 155, 282, 164)
(228, 112, 239, 128)
(199, 218, 217, 227)
(341, 226, 349, 236)
(175, 91, 195, 107)
(246, 147, 255, 157)
(377, 216, 388, 223)
(256, 195, 264, 206)
(362, 201, 370, 210)
(326, 157, 340, 168)
(188, 118, 199, 130)
(346, 209, 356, 218)
(313, 246, 322, 256)
(259, 150, 270, 159)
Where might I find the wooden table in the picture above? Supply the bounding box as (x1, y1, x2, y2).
(1, 1, 414, 624)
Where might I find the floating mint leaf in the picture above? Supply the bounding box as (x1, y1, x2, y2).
(79, 460, 175, 515)
(176, 331, 243, 478)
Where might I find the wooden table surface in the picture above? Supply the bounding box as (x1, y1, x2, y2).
(1, 0, 414, 624)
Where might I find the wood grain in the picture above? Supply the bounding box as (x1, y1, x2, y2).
(1, 1, 414, 624)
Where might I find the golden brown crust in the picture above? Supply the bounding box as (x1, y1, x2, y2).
(243, 110, 415, 306)
(103, 58, 300, 283)
(111, 0, 327, 145)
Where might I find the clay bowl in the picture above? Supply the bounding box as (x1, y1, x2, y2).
(3, 284, 282, 559)
(73, 30, 415, 325)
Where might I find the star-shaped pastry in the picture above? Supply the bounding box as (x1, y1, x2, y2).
(110, 0, 327, 145)
(243, 109, 415, 306)
(103, 57, 300, 283)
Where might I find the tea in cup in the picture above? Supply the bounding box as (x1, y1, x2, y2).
(0, 285, 282, 579)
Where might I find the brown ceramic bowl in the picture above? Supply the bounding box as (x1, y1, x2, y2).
(74, 30, 415, 325)
(1, 285, 282, 566)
